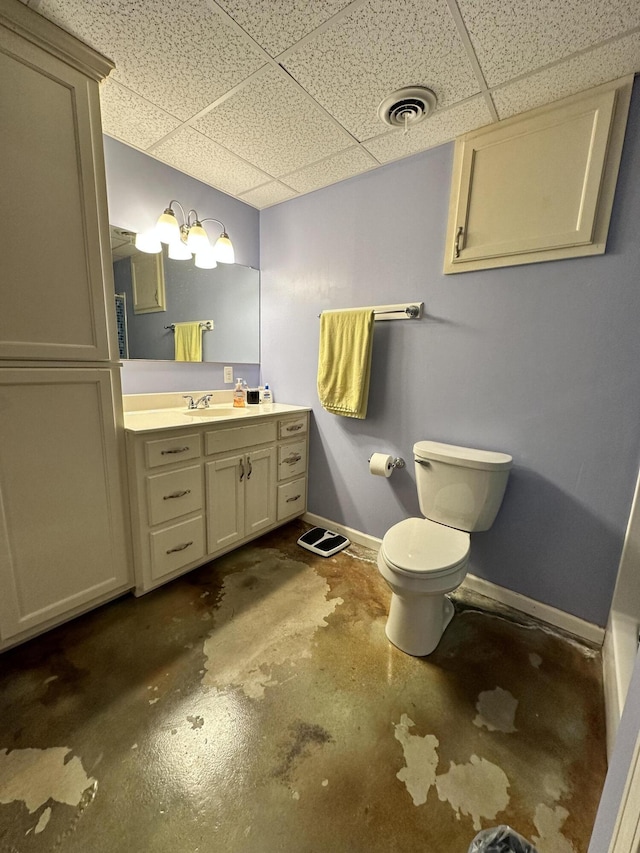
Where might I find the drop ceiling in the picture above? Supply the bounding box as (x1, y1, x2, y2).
(22, 0, 640, 209)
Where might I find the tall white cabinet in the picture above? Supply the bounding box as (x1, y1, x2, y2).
(0, 0, 132, 647)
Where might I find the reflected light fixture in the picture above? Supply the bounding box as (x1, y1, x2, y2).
(136, 199, 235, 266)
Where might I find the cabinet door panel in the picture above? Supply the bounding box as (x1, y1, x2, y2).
(206, 455, 245, 554)
(0, 31, 111, 359)
(0, 369, 131, 640)
(245, 447, 276, 537)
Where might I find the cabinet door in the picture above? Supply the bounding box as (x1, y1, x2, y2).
(0, 25, 113, 360)
(444, 77, 632, 274)
(0, 368, 131, 641)
(245, 447, 276, 537)
(206, 454, 245, 554)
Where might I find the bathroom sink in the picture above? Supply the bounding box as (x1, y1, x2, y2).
(187, 408, 247, 417)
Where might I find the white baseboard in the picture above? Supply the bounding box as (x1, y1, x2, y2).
(302, 512, 604, 646)
(462, 573, 605, 646)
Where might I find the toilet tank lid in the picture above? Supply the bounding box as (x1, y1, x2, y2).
(414, 441, 512, 471)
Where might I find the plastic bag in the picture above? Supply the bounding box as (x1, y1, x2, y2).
(467, 825, 538, 853)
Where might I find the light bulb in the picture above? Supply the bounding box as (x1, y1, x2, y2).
(214, 232, 235, 264)
(186, 223, 210, 253)
(156, 208, 180, 244)
(194, 245, 217, 269)
(168, 239, 192, 260)
(134, 231, 162, 253)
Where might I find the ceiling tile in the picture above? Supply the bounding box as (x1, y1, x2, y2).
(152, 127, 269, 196)
(214, 0, 353, 58)
(283, 0, 480, 142)
(363, 96, 494, 163)
(239, 182, 298, 209)
(457, 0, 640, 88)
(284, 146, 377, 193)
(37, 0, 266, 120)
(193, 66, 354, 177)
(99, 78, 182, 150)
(492, 33, 640, 119)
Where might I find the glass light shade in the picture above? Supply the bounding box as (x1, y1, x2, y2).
(168, 239, 192, 260)
(186, 223, 210, 253)
(134, 231, 162, 253)
(156, 210, 180, 244)
(194, 245, 218, 269)
(214, 232, 235, 264)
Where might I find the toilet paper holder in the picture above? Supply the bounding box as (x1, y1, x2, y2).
(369, 456, 405, 469)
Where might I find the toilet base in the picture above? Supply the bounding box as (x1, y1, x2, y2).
(385, 593, 455, 657)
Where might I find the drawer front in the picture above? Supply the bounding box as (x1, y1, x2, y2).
(150, 516, 205, 580)
(277, 477, 307, 520)
(145, 433, 201, 468)
(146, 465, 202, 526)
(277, 440, 307, 481)
(278, 415, 308, 439)
(205, 421, 277, 456)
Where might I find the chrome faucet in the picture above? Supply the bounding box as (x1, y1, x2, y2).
(183, 393, 213, 410)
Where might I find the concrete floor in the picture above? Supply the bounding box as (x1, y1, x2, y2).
(0, 521, 606, 853)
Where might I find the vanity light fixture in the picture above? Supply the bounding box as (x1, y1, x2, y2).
(138, 199, 235, 266)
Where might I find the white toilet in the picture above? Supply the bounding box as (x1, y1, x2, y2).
(377, 440, 512, 656)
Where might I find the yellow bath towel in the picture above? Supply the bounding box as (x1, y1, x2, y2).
(317, 309, 375, 419)
(174, 322, 202, 362)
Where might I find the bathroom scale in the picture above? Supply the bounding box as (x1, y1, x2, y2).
(297, 527, 350, 557)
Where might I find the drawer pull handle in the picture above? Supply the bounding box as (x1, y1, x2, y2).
(284, 454, 302, 465)
(166, 541, 193, 554)
(239, 459, 245, 482)
(286, 494, 301, 503)
(247, 457, 252, 479)
(161, 446, 189, 455)
(163, 489, 191, 500)
(454, 225, 464, 258)
(286, 424, 303, 432)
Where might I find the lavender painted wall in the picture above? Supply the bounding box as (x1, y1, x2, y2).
(260, 79, 640, 627)
(104, 137, 261, 393)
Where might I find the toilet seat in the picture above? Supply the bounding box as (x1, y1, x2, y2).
(380, 517, 470, 578)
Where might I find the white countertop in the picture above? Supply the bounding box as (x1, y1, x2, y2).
(123, 403, 311, 434)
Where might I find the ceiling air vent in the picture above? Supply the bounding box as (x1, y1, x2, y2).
(377, 86, 437, 130)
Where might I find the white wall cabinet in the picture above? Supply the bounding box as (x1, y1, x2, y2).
(0, 1, 132, 649)
(0, 1, 116, 360)
(444, 76, 633, 274)
(0, 369, 131, 642)
(126, 411, 309, 595)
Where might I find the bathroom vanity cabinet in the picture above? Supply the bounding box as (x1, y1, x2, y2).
(124, 408, 309, 594)
(0, 2, 132, 650)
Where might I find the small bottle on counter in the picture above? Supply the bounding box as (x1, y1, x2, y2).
(233, 378, 246, 407)
(262, 384, 273, 404)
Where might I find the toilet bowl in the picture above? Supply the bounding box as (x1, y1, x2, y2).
(377, 440, 512, 657)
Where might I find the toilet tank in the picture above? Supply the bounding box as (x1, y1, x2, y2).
(414, 441, 512, 532)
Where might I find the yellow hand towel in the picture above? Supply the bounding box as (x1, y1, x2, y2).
(174, 322, 202, 362)
(317, 309, 375, 419)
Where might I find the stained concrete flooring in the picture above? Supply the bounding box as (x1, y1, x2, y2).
(0, 521, 606, 853)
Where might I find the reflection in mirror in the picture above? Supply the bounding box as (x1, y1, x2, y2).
(110, 227, 259, 363)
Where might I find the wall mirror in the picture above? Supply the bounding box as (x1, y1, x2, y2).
(110, 226, 260, 363)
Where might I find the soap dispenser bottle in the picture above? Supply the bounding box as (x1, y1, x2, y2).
(233, 378, 245, 408)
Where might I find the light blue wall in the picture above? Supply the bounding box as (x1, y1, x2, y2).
(260, 79, 640, 627)
(104, 137, 261, 393)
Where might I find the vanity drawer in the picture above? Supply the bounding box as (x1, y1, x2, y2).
(146, 465, 202, 526)
(277, 477, 307, 520)
(277, 440, 307, 481)
(278, 415, 307, 439)
(145, 433, 201, 468)
(205, 421, 277, 456)
(150, 516, 205, 580)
